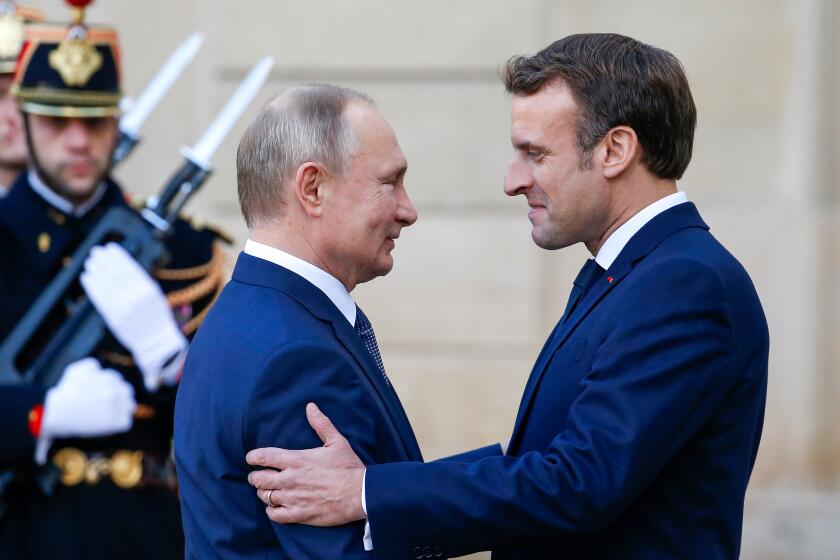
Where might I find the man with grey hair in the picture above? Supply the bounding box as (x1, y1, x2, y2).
(173, 84, 423, 559)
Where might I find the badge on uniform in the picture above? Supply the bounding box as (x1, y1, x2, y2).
(12, 0, 121, 118)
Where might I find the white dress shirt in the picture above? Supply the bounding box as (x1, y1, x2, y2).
(242, 240, 374, 549)
(28, 169, 108, 218)
(360, 191, 689, 550)
(594, 191, 688, 269)
(243, 239, 356, 325)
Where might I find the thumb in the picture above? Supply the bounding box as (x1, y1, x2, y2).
(306, 403, 343, 446)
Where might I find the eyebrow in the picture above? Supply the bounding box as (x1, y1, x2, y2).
(381, 163, 408, 182)
(512, 140, 544, 152)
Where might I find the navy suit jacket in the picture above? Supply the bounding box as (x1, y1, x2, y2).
(174, 253, 423, 559)
(365, 203, 769, 559)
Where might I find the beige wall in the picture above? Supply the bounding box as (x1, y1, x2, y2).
(25, 0, 840, 557)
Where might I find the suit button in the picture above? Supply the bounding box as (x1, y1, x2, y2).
(412, 545, 423, 559)
(433, 544, 443, 557)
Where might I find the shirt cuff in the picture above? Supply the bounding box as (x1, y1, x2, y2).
(362, 468, 372, 551)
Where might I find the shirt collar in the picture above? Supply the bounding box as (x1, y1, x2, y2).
(243, 239, 357, 326)
(27, 169, 108, 218)
(594, 191, 689, 270)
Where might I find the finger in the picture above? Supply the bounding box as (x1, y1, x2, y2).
(246, 447, 290, 468)
(105, 243, 145, 275)
(104, 242, 131, 262)
(247, 468, 285, 490)
(266, 505, 301, 525)
(258, 488, 270, 506)
(65, 357, 99, 378)
(79, 270, 93, 294)
(257, 488, 283, 507)
(79, 268, 107, 298)
(85, 245, 106, 267)
(84, 246, 113, 278)
(305, 403, 343, 446)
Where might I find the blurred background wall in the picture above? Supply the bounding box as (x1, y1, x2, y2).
(25, 0, 840, 558)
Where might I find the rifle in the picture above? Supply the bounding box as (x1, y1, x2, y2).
(112, 32, 205, 166)
(0, 56, 272, 516)
(0, 54, 274, 390)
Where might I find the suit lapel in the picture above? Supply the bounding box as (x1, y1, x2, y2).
(509, 271, 626, 448)
(509, 318, 564, 440)
(510, 203, 710, 448)
(327, 315, 423, 460)
(232, 254, 422, 461)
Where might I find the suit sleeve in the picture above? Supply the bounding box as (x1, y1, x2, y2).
(365, 259, 738, 558)
(0, 385, 46, 468)
(434, 444, 503, 464)
(244, 340, 387, 559)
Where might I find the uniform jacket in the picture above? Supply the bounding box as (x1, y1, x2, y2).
(364, 203, 769, 560)
(0, 171, 227, 560)
(175, 253, 423, 559)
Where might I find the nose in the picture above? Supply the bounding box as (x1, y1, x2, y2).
(504, 157, 532, 197)
(396, 187, 418, 227)
(64, 119, 92, 151)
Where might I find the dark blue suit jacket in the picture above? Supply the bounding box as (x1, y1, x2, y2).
(174, 253, 423, 559)
(365, 203, 769, 559)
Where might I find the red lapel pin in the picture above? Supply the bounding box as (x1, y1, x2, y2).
(607, 276, 614, 283)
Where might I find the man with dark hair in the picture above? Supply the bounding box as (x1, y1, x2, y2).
(0, 3, 227, 558)
(174, 84, 421, 559)
(246, 33, 769, 559)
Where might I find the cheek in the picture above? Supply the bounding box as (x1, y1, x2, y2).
(364, 193, 397, 228)
(94, 130, 117, 156)
(533, 162, 568, 206)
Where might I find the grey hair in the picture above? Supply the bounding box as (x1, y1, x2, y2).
(236, 83, 373, 228)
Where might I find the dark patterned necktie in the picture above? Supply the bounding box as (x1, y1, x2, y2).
(354, 305, 390, 387)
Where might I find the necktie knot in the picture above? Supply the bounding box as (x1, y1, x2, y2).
(574, 259, 605, 292)
(559, 259, 605, 326)
(355, 306, 374, 336)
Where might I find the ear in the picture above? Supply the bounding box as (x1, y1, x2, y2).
(293, 162, 329, 218)
(599, 126, 639, 179)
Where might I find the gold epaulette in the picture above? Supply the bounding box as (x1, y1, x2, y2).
(156, 242, 228, 335)
(186, 215, 234, 245)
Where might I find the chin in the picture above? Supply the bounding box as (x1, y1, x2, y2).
(373, 256, 394, 277)
(531, 228, 572, 251)
(60, 180, 100, 202)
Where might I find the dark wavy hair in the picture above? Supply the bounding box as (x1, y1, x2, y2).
(502, 33, 697, 180)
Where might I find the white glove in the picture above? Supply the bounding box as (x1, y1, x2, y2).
(80, 242, 188, 391)
(37, 357, 136, 464)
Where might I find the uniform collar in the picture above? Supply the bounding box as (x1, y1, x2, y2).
(0, 172, 127, 274)
(27, 169, 108, 218)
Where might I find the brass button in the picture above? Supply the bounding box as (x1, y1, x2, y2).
(37, 232, 51, 253)
(110, 450, 143, 489)
(53, 447, 86, 486)
(47, 209, 66, 225)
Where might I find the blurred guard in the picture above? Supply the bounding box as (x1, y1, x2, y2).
(0, 1, 229, 558)
(0, 0, 42, 194)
